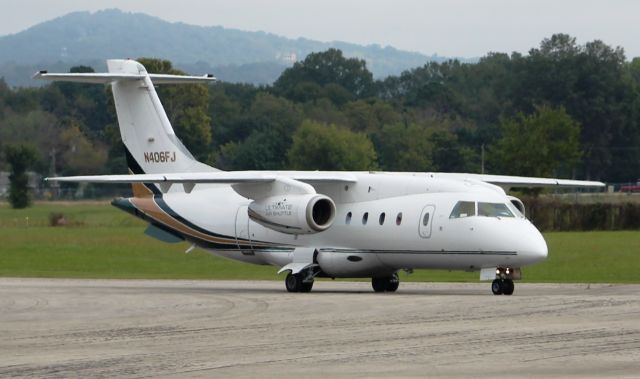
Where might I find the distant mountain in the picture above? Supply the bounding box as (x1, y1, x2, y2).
(0, 9, 476, 86)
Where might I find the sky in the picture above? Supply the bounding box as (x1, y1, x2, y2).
(1, 0, 638, 58)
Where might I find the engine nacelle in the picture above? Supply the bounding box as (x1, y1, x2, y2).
(248, 194, 336, 235)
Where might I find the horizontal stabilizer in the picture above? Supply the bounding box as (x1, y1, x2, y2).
(33, 72, 216, 84)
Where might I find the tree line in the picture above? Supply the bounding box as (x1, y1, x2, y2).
(1, 34, 639, 207)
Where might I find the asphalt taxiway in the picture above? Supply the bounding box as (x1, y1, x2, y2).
(1, 278, 639, 378)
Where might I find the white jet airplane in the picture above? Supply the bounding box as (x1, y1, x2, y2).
(36, 59, 604, 295)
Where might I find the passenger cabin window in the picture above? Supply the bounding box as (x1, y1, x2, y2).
(449, 201, 476, 218)
(346, 212, 352, 224)
(396, 212, 403, 225)
(379, 213, 386, 225)
(362, 212, 369, 225)
(478, 202, 514, 218)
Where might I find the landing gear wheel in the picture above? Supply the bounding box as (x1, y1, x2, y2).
(300, 281, 314, 293)
(285, 272, 314, 293)
(491, 279, 503, 295)
(285, 273, 303, 292)
(372, 274, 400, 292)
(502, 279, 514, 295)
(372, 277, 387, 292)
(386, 273, 400, 292)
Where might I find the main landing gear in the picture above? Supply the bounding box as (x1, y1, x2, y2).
(285, 272, 314, 293)
(372, 273, 400, 292)
(491, 267, 515, 295)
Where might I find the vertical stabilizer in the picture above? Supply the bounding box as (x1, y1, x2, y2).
(106, 59, 215, 175)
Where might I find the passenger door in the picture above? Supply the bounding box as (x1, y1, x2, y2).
(235, 205, 253, 252)
(418, 205, 435, 238)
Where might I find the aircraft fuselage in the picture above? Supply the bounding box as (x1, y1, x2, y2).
(115, 172, 548, 278)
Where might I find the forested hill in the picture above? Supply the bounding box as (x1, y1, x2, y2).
(2, 33, 639, 184)
(0, 9, 468, 86)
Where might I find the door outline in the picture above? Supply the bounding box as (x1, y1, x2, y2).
(418, 204, 435, 238)
(235, 205, 253, 251)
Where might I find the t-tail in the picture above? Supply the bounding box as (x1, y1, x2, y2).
(34, 59, 216, 177)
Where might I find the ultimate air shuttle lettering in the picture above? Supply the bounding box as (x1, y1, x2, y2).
(36, 59, 604, 295)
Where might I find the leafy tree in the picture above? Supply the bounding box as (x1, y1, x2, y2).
(0, 110, 60, 173)
(343, 99, 402, 132)
(208, 84, 247, 147)
(301, 98, 348, 126)
(0, 77, 8, 119)
(288, 120, 377, 170)
(59, 123, 108, 174)
(629, 58, 640, 85)
(215, 93, 302, 169)
(514, 35, 633, 180)
(41, 66, 114, 142)
(375, 123, 434, 171)
(217, 129, 287, 170)
(274, 49, 374, 100)
(489, 106, 581, 178)
(429, 128, 477, 172)
(4, 145, 37, 208)
(3, 87, 40, 114)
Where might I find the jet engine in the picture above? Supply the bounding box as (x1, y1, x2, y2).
(248, 194, 336, 234)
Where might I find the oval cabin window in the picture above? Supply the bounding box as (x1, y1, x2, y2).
(396, 212, 403, 225)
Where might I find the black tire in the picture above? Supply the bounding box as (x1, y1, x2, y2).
(285, 273, 302, 292)
(502, 279, 514, 295)
(491, 279, 503, 295)
(372, 277, 387, 292)
(386, 273, 400, 292)
(300, 281, 314, 293)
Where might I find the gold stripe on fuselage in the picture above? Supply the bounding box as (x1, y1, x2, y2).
(130, 196, 239, 246)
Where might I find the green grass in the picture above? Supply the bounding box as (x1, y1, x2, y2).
(1, 202, 639, 283)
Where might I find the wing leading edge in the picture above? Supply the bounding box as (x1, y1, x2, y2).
(433, 173, 605, 189)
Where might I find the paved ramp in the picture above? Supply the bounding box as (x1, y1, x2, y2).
(1, 279, 639, 378)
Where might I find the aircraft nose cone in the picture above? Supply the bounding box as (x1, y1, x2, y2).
(524, 225, 548, 264)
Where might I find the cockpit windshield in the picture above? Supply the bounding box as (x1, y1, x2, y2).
(450, 201, 515, 219)
(449, 201, 476, 218)
(478, 202, 514, 218)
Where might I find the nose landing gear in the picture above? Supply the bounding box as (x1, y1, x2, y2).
(491, 267, 516, 295)
(491, 278, 514, 295)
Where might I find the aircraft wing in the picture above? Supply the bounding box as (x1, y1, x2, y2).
(45, 172, 357, 184)
(434, 173, 605, 189)
(45, 172, 357, 198)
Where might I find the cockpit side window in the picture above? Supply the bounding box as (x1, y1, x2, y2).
(506, 202, 524, 218)
(478, 202, 514, 218)
(449, 201, 476, 218)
